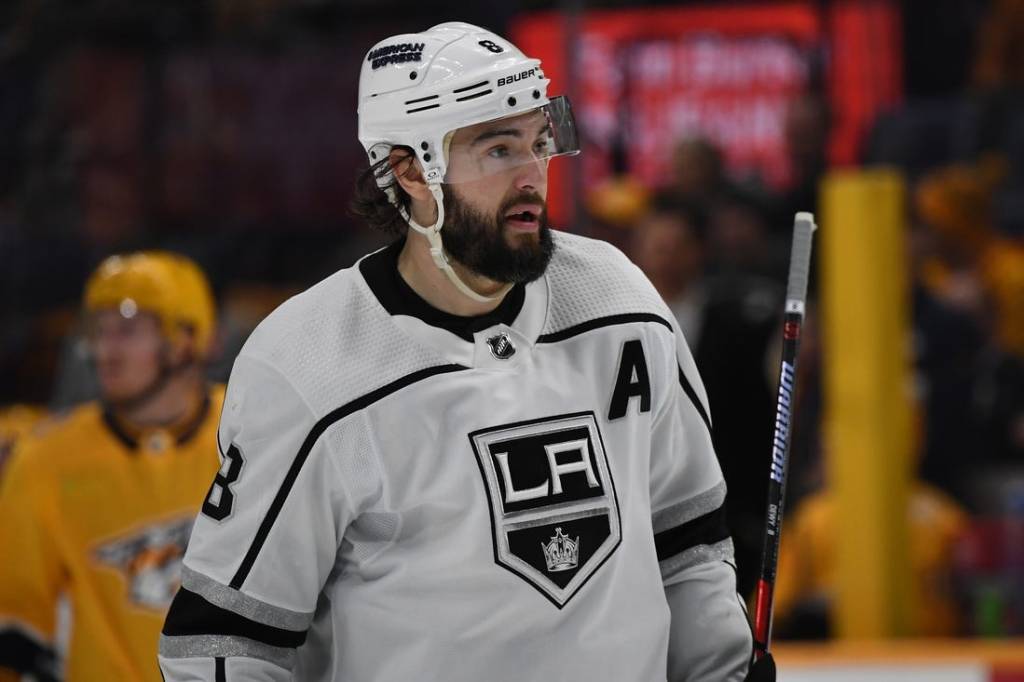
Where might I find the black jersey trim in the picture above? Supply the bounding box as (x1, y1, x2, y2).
(162, 587, 307, 648)
(0, 626, 58, 677)
(536, 313, 673, 344)
(359, 239, 526, 342)
(215, 657, 226, 682)
(678, 364, 712, 435)
(229, 363, 469, 589)
(100, 388, 214, 451)
(653, 503, 730, 562)
(101, 409, 138, 449)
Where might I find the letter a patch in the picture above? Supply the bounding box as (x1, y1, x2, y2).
(608, 339, 651, 420)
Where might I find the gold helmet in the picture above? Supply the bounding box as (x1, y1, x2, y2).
(83, 251, 216, 358)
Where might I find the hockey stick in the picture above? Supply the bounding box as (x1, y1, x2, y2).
(752, 211, 817, 661)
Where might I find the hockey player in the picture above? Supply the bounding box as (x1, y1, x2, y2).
(159, 23, 755, 681)
(0, 252, 224, 682)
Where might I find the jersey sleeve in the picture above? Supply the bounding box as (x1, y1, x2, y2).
(649, 319, 733, 578)
(0, 443, 63, 680)
(648, 320, 753, 682)
(159, 353, 374, 681)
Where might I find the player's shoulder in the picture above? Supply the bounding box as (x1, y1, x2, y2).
(228, 255, 446, 417)
(544, 230, 671, 334)
(206, 383, 227, 410)
(4, 402, 106, 475)
(23, 402, 102, 448)
(239, 262, 382, 364)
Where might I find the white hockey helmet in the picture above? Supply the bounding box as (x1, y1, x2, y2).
(358, 22, 579, 186)
(356, 22, 580, 302)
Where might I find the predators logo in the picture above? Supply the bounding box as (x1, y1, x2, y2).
(94, 516, 194, 609)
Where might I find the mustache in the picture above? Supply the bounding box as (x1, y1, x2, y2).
(499, 192, 547, 216)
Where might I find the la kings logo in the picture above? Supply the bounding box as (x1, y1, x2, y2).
(469, 411, 621, 607)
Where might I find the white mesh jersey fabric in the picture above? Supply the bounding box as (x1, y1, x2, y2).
(240, 262, 452, 422)
(543, 230, 672, 335)
(162, 234, 752, 682)
(321, 411, 382, 512)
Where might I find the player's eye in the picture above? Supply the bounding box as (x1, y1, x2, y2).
(487, 145, 510, 159)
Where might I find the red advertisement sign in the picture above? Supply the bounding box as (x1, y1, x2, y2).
(510, 2, 901, 227)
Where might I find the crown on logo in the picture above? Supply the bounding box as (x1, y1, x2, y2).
(541, 527, 579, 573)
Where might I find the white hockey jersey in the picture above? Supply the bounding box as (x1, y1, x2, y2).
(159, 231, 751, 681)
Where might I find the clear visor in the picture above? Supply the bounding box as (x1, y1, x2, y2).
(443, 96, 580, 185)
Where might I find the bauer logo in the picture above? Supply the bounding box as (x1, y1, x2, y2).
(496, 68, 538, 88)
(469, 411, 621, 607)
(366, 42, 425, 70)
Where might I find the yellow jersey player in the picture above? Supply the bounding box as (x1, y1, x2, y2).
(0, 404, 47, 483)
(0, 252, 225, 682)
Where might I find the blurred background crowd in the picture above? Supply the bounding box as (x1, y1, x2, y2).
(0, 0, 1022, 655)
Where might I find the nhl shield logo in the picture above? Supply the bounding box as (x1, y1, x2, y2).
(469, 411, 621, 607)
(486, 333, 516, 360)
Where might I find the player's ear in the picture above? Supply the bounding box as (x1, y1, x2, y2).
(167, 325, 197, 367)
(390, 149, 432, 202)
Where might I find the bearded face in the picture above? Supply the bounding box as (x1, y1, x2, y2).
(440, 184, 555, 284)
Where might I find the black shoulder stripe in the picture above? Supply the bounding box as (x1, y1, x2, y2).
(163, 587, 306, 648)
(215, 657, 226, 682)
(0, 627, 58, 678)
(678, 364, 712, 435)
(101, 408, 139, 450)
(654, 504, 730, 562)
(229, 363, 468, 589)
(537, 313, 673, 344)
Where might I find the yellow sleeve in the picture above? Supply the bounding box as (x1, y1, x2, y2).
(0, 441, 63, 651)
(773, 494, 830, 624)
(772, 507, 805, 623)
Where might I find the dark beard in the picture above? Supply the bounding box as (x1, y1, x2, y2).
(439, 186, 555, 284)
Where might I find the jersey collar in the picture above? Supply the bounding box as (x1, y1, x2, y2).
(101, 390, 212, 452)
(359, 238, 550, 366)
(360, 238, 531, 342)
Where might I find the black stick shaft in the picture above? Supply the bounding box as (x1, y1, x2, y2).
(752, 212, 816, 658)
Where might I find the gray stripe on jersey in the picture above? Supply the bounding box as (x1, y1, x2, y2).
(651, 480, 726, 534)
(659, 538, 735, 582)
(181, 566, 314, 631)
(159, 634, 295, 669)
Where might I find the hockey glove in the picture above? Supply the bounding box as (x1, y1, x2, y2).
(743, 652, 776, 682)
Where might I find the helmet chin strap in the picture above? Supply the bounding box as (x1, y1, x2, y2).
(399, 183, 512, 304)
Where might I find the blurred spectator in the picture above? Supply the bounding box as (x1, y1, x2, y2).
(915, 157, 1024, 468)
(0, 252, 224, 682)
(907, 215, 989, 504)
(973, 0, 1024, 89)
(774, 393, 970, 639)
(631, 201, 782, 598)
(772, 93, 830, 239)
(661, 136, 737, 218)
(583, 174, 652, 253)
(630, 202, 707, 344)
(659, 135, 789, 281)
(707, 186, 786, 279)
(773, 468, 970, 639)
